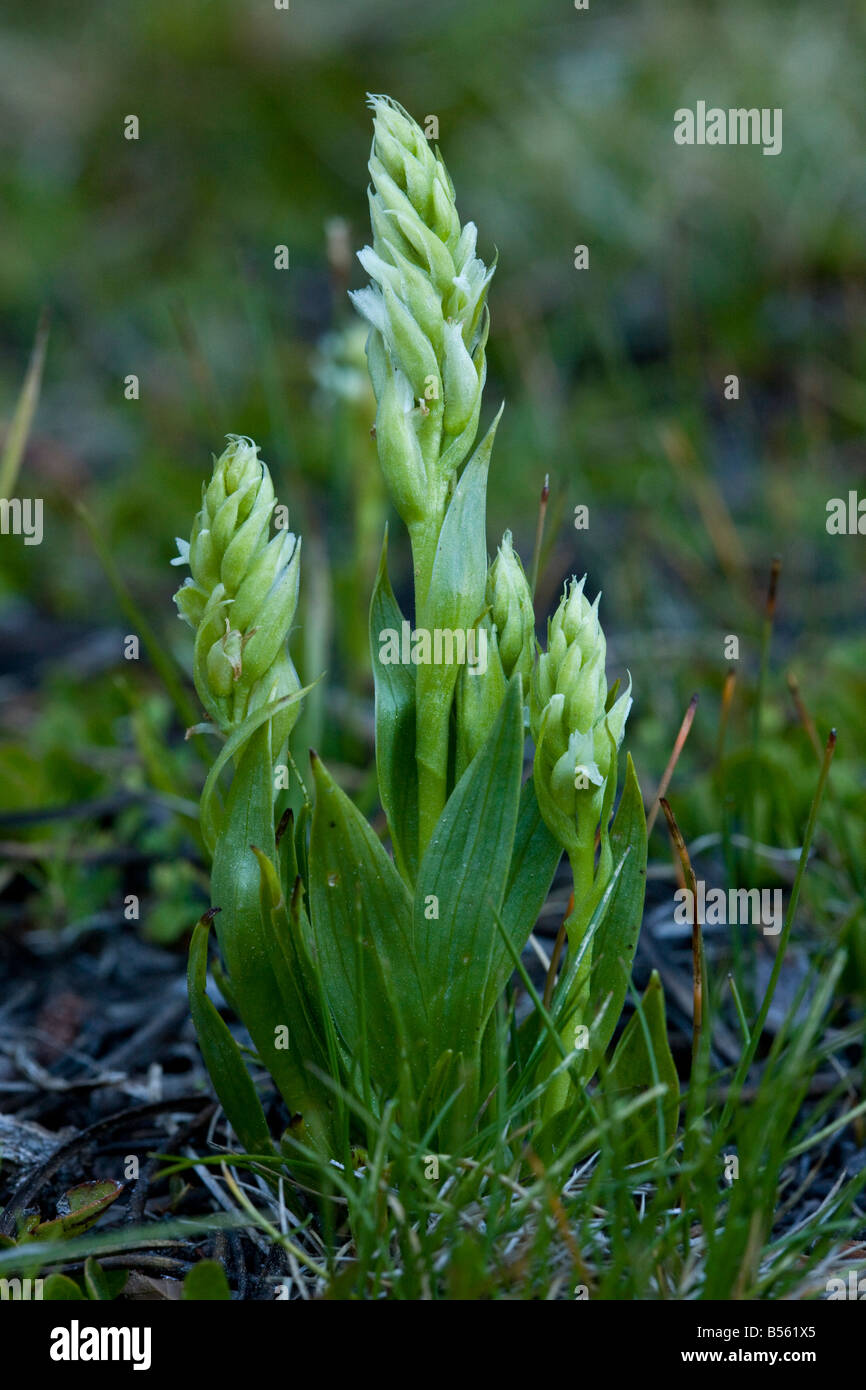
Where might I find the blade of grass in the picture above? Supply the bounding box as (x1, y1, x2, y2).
(721, 729, 837, 1129)
(0, 309, 49, 498)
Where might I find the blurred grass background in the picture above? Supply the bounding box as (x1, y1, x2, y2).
(0, 0, 863, 960)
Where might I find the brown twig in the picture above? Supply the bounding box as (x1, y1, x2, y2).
(786, 671, 823, 762)
(659, 798, 705, 1073)
(529, 473, 550, 601)
(542, 891, 574, 1010)
(646, 693, 699, 837)
(716, 667, 737, 764)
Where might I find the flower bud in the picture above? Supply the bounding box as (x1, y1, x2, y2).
(487, 531, 535, 684)
(373, 366, 428, 526)
(455, 615, 506, 777)
(443, 321, 480, 436)
(206, 622, 244, 698)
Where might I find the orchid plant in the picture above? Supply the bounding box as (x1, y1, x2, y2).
(173, 96, 671, 1165)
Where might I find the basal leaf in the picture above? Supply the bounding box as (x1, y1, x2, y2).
(187, 912, 276, 1159)
(413, 677, 523, 1062)
(493, 774, 562, 1001)
(308, 753, 428, 1091)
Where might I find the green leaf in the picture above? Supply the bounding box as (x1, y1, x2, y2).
(187, 912, 276, 1159)
(209, 726, 323, 1134)
(33, 1181, 124, 1242)
(0, 309, 48, 499)
(200, 687, 313, 854)
(83, 1257, 128, 1301)
(424, 410, 500, 657)
(414, 413, 501, 846)
(308, 753, 428, 1091)
(496, 774, 562, 991)
(183, 1259, 231, 1300)
(369, 529, 418, 884)
(413, 677, 524, 1062)
(583, 754, 648, 1080)
(42, 1274, 85, 1301)
(606, 970, 679, 1162)
(250, 848, 339, 1154)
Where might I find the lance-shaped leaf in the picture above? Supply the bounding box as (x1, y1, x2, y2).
(412, 677, 524, 1061)
(414, 413, 500, 831)
(255, 849, 318, 1041)
(492, 774, 562, 1003)
(187, 911, 275, 1160)
(209, 726, 326, 1137)
(369, 529, 418, 884)
(308, 753, 428, 1091)
(605, 970, 679, 1162)
(424, 410, 500, 635)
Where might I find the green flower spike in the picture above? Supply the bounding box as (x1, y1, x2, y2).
(352, 94, 497, 849)
(455, 531, 534, 777)
(351, 95, 494, 579)
(172, 436, 331, 1149)
(488, 529, 535, 685)
(172, 434, 302, 758)
(530, 576, 632, 1111)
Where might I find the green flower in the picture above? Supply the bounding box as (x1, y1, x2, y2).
(530, 576, 631, 866)
(350, 95, 494, 531)
(172, 435, 301, 755)
(488, 530, 534, 685)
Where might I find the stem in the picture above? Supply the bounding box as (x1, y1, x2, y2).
(409, 512, 450, 854)
(748, 555, 781, 882)
(542, 843, 596, 1120)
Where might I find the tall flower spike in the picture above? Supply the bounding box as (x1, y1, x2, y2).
(350, 95, 494, 535)
(172, 435, 302, 756)
(530, 576, 632, 1119)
